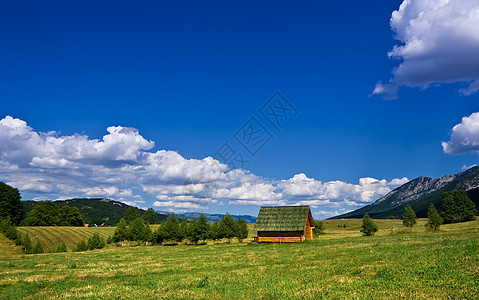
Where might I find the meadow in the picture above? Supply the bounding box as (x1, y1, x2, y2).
(0, 219, 478, 299)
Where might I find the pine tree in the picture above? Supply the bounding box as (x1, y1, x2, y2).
(179, 217, 188, 243)
(113, 218, 130, 245)
(161, 213, 181, 243)
(196, 214, 210, 243)
(360, 213, 378, 236)
(219, 213, 236, 243)
(402, 205, 417, 228)
(209, 220, 221, 243)
(235, 218, 248, 243)
(124, 207, 141, 224)
(129, 217, 147, 242)
(426, 204, 443, 231)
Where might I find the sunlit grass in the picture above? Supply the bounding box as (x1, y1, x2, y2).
(1, 219, 478, 299)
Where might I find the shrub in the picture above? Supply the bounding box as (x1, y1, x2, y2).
(23, 233, 33, 253)
(360, 213, 378, 236)
(87, 233, 105, 250)
(30, 242, 44, 254)
(0, 218, 18, 240)
(74, 240, 88, 252)
(56, 242, 68, 253)
(313, 220, 325, 236)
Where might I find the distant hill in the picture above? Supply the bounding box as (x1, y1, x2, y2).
(158, 211, 257, 224)
(22, 198, 168, 226)
(332, 166, 479, 219)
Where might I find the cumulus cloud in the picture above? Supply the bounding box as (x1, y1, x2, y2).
(373, 0, 479, 99)
(0, 116, 409, 215)
(442, 112, 479, 154)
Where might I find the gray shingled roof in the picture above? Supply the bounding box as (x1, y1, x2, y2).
(255, 206, 311, 232)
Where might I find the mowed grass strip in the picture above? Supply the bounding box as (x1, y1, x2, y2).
(1, 219, 478, 299)
(17, 227, 116, 251)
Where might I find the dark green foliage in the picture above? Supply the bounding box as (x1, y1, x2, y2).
(56, 242, 68, 253)
(179, 217, 188, 242)
(23, 201, 85, 226)
(15, 233, 23, 245)
(5, 224, 17, 240)
(219, 213, 236, 242)
(235, 218, 248, 243)
(426, 204, 443, 231)
(313, 220, 325, 236)
(157, 214, 182, 243)
(187, 214, 210, 245)
(153, 227, 165, 244)
(24, 201, 59, 226)
(209, 220, 221, 243)
(129, 217, 152, 243)
(360, 213, 378, 236)
(87, 233, 105, 250)
(74, 240, 88, 252)
(124, 207, 141, 224)
(22, 199, 168, 226)
(23, 234, 32, 253)
(440, 190, 478, 224)
(31, 241, 44, 254)
(106, 235, 113, 244)
(0, 218, 18, 240)
(113, 218, 130, 243)
(58, 206, 84, 226)
(402, 205, 417, 228)
(0, 182, 23, 225)
(143, 208, 162, 224)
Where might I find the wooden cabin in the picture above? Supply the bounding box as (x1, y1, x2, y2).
(255, 206, 315, 243)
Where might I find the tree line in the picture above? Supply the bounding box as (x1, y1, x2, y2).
(361, 190, 478, 236)
(112, 213, 249, 246)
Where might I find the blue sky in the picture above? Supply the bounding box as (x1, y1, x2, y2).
(1, 1, 479, 219)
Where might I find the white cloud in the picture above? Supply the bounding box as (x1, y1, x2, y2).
(443, 112, 479, 154)
(373, 0, 479, 99)
(0, 116, 409, 214)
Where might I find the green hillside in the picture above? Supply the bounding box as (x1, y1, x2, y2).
(22, 198, 168, 226)
(1, 219, 478, 299)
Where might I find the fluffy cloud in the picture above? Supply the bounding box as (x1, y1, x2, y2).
(0, 116, 409, 215)
(442, 112, 479, 154)
(373, 0, 479, 99)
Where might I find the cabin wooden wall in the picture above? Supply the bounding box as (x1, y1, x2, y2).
(257, 231, 304, 243)
(304, 222, 313, 240)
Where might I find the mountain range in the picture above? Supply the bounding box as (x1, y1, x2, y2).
(155, 211, 257, 224)
(332, 166, 479, 219)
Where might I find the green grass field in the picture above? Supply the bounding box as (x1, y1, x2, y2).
(1, 219, 479, 299)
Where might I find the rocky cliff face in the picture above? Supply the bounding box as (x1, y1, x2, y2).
(332, 166, 479, 219)
(373, 174, 459, 208)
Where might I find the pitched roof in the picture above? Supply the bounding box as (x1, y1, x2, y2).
(255, 206, 313, 232)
